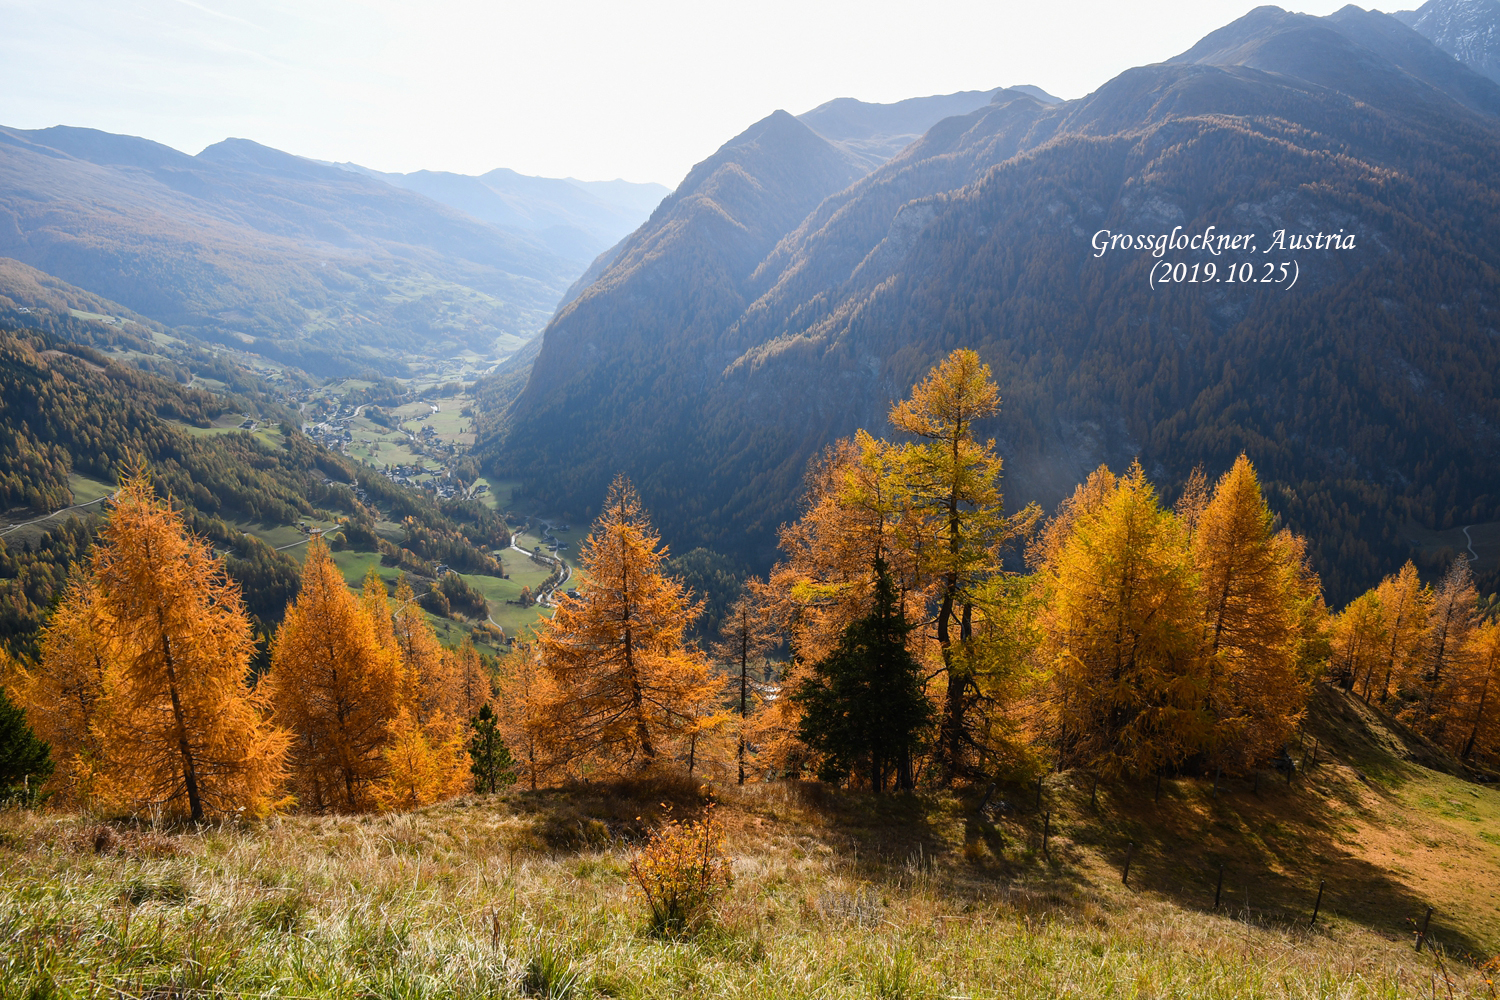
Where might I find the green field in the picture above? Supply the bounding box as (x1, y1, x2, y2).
(396, 396, 475, 446)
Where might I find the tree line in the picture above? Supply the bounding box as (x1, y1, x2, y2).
(4, 349, 1496, 818)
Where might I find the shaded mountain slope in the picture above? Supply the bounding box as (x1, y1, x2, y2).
(493, 6, 1500, 603)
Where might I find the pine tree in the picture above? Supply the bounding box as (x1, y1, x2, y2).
(469, 703, 517, 793)
(1037, 462, 1207, 778)
(791, 557, 932, 791)
(711, 586, 777, 784)
(0, 685, 52, 805)
(536, 476, 722, 773)
(88, 470, 289, 820)
(264, 537, 402, 811)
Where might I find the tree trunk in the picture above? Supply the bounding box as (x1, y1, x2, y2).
(158, 621, 204, 822)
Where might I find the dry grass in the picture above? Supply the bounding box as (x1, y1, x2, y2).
(2, 691, 1497, 998)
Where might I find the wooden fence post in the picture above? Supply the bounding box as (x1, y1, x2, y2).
(1122, 842, 1134, 886)
(1042, 811, 1051, 857)
(1309, 880, 1325, 927)
(1214, 865, 1225, 910)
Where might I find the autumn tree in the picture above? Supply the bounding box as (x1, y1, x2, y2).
(449, 636, 493, 722)
(791, 557, 932, 791)
(4, 579, 112, 805)
(1190, 456, 1313, 772)
(1036, 462, 1207, 778)
(536, 476, 723, 773)
(87, 470, 288, 820)
(1459, 621, 1500, 761)
(888, 349, 1037, 781)
(1370, 562, 1430, 703)
(264, 538, 402, 811)
(1400, 559, 1479, 743)
(496, 645, 562, 789)
(1330, 591, 1387, 694)
(712, 585, 777, 784)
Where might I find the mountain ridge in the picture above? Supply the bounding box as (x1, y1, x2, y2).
(490, 4, 1500, 603)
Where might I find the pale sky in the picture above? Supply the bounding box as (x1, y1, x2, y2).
(0, 0, 1408, 188)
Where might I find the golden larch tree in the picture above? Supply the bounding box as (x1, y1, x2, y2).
(1458, 620, 1500, 762)
(89, 470, 289, 820)
(1371, 562, 1430, 703)
(1037, 462, 1207, 778)
(1401, 559, 1479, 743)
(496, 644, 564, 789)
(264, 537, 402, 811)
(1330, 591, 1387, 694)
(536, 475, 723, 773)
(888, 348, 1037, 781)
(1191, 456, 1310, 772)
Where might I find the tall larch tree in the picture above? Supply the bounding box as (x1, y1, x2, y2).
(889, 349, 1037, 781)
(1331, 591, 1387, 694)
(1371, 562, 1430, 703)
(89, 470, 289, 820)
(496, 644, 563, 789)
(1459, 620, 1500, 762)
(1402, 559, 1479, 743)
(1037, 462, 1206, 778)
(1191, 456, 1311, 772)
(712, 585, 777, 784)
(536, 476, 722, 773)
(265, 537, 402, 811)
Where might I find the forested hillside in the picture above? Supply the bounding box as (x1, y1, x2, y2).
(0, 327, 511, 654)
(491, 6, 1500, 604)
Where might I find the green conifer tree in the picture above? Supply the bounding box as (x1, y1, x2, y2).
(791, 557, 932, 792)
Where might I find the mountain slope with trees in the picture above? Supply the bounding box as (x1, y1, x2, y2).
(490, 6, 1500, 604)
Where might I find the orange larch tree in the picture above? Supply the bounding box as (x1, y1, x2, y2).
(88, 470, 289, 820)
(1190, 456, 1314, 772)
(264, 537, 402, 811)
(536, 475, 722, 774)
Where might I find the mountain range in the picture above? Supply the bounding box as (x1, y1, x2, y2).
(0, 127, 666, 375)
(487, 1, 1500, 603)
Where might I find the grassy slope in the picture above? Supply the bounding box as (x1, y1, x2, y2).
(1, 687, 1497, 998)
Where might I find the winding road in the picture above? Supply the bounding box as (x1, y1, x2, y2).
(0, 494, 112, 537)
(1464, 525, 1479, 563)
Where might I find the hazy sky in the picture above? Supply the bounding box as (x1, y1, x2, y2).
(1, 0, 1408, 187)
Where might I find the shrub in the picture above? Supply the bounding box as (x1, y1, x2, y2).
(627, 806, 733, 936)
